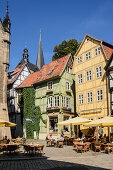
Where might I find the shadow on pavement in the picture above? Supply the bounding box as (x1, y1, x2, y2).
(0, 152, 110, 170)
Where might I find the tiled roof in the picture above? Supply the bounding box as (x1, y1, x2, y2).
(18, 71, 40, 88)
(33, 54, 70, 84)
(8, 64, 24, 85)
(102, 43, 113, 60)
(18, 54, 71, 88)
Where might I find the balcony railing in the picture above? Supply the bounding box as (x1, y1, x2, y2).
(46, 107, 60, 111)
(46, 90, 53, 94)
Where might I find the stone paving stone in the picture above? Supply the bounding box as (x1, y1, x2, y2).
(0, 140, 112, 170)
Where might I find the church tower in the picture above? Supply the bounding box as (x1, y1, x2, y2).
(0, 0, 11, 138)
(36, 31, 45, 70)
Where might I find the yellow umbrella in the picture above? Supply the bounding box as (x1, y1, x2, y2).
(0, 119, 16, 127)
(57, 117, 91, 126)
(57, 119, 72, 126)
(5, 122, 16, 127)
(84, 116, 113, 127)
(71, 117, 91, 125)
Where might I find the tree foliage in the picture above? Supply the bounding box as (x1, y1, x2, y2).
(52, 39, 80, 61)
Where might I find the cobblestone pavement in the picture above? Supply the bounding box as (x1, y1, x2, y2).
(0, 140, 112, 170)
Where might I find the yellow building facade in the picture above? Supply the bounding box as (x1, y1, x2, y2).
(72, 35, 113, 132)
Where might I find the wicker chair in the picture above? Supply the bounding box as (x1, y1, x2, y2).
(95, 142, 101, 152)
(57, 140, 64, 148)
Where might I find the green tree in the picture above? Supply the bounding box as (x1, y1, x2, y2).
(52, 39, 80, 61)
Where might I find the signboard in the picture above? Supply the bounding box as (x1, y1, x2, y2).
(25, 119, 33, 122)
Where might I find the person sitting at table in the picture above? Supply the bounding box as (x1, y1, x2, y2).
(49, 134, 56, 145)
(82, 134, 86, 142)
(54, 135, 64, 147)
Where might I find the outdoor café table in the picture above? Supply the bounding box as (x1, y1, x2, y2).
(3, 143, 19, 153)
(104, 143, 113, 153)
(76, 142, 87, 152)
(24, 143, 40, 154)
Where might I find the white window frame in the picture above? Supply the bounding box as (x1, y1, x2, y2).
(95, 47, 101, 56)
(79, 94, 83, 104)
(66, 66, 70, 73)
(66, 97, 70, 107)
(54, 96, 60, 107)
(78, 74, 82, 84)
(86, 52, 91, 60)
(62, 96, 66, 107)
(78, 56, 82, 64)
(96, 66, 102, 78)
(47, 81, 53, 90)
(86, 70, 92, 81)
(97, 90, 103, 101)
(87, 92, 92, 103)
(47, 96, 53, 108)
(66, 82, 70, 90)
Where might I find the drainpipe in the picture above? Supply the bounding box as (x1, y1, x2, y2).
(106, 71, 109, 116)
(106, 71, 110, 141)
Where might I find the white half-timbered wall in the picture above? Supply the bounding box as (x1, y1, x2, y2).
(109, 60, 113, 68)
(109, 70, 113, 89)
(8, 65, 30, 113)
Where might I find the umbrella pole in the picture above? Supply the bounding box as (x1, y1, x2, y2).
(108, 127, 110, 142)
(77, 125, 79, 138)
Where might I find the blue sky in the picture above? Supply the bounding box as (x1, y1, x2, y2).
(0, 0, 113, 71)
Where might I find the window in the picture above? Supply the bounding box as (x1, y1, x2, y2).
(66, 82, 70, 90)
(95, 47, 101, 56)
(86, 70, 92, 81)
(47, 81, 53, 90)
(78, 74, 82, 84)
(66, 97, 70, 107)
(97, 90, 103, 101)
(62, 96, 66, 107)
(86, 52, 91, 60)
(54, 96, 60, 107)
(96, 66, 102, 78)
(66, 66, 70, 73)
(78, 56, 82, 64)
(47, 96, 53, 108)
(79, 94, 83, 104)
(87, 92, 92, 103)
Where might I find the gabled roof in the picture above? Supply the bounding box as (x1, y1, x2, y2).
(33, 54, 71, 85)
(18, 54, 71, 88)
(18, 71, 40, 88)
(8, 64, 25, 85)
(75, 34, 113, 60)
(16, 58, 38, 72)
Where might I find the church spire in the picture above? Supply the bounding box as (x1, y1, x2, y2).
(6, 0, 9, 17)
(3, 0, 11, 33)
(36, 30, 45, 70)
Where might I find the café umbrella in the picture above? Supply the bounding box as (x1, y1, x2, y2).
(57, 117, 91, 137)
(0, 119, 16, 127)
(57, 117, 91, 126)
(84, 116, 113, 127)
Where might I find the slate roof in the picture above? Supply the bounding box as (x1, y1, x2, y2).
(18, 54, 71, 88)
(36, 35, 44, 70)
(16, 58, 39, 72)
